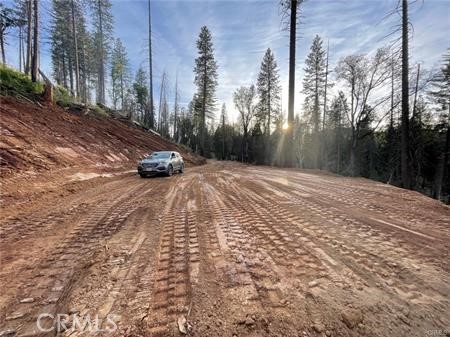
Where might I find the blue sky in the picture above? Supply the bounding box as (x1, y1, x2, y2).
(3, 0, 450, 122)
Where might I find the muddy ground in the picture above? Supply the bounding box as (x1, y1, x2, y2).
(0, 161, 449, 337)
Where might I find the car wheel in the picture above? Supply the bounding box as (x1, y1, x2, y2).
(139, 173, 146, 178)
(167, 165, 173, 176)
(179, 164, 184, 173)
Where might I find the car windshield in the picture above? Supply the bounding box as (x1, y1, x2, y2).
(145, 152, 171, 160)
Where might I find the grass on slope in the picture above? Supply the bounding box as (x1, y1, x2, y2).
(0, 65, 44, 99)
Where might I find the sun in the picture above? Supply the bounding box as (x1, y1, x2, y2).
(282, 122, 289, 130)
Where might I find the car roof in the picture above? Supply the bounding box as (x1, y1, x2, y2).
(150, 151, 180, 156)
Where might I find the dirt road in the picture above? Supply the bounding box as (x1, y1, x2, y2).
(1, 161, 449, 337)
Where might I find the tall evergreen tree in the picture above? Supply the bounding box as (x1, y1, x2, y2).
(0, 3, 20, 64)
(133, 67, 148, 122)
(193, 26, 218, 156)
(303, 35, 326, 133)
(110, 38, 130, 110)
(90, 0, 113, 105)
(256, 48, 281, 164)
(50, 0, 89, 98)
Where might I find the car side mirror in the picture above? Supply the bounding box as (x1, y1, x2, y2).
(171, 154, 175, 158)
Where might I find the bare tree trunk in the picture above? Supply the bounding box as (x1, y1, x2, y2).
(285, 0, 297, 167)
(120, 73, 124, 109)
(0, 32, 5, 64)
(201, 62, 207, 156)
(71, 0, 80, 98)
(390, 55, 394, 128)
(31, 0, 39, 82)
(62, 51, 67, 88)
(97, 0, 105, 104)
(68, 53, 74, 93)
(158, 72, 166, 127)
(82, 44, 87, 103)
(18, 27, 23, 71)
(321, 41, 330, 170)
(337, 117, 341, 174)
(222, 111, 226, 160)
(21, 27, 26, 71)
(401, 0, 411, 189)
(350, 133, 357, 176)
(174, 74, 179, 141)
(148, 0, 154, 128)
(323, 40, 329, 131)
(25, 0, 32, 75)
(266, 74, 271, 164)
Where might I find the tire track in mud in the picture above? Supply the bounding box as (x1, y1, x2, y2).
(253, 170, 450, 237)
(0, 204, 90, 244)
(59, 177, 181, 337)
(230, 175, 449, 312)
(210, 171, 450, 332)
(146, 176, 198, 336)
(0, 179, 159, 337)
(201, 174, 299, 316)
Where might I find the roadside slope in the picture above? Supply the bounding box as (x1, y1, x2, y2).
(0, 96, 204, 207)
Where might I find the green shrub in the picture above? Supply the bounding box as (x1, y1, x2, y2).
(92, 104, 109, 117)
(0, 64, 44, 98)
(54, 85, 74, 107)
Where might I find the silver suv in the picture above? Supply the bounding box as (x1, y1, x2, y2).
(137, 151, 184, 177)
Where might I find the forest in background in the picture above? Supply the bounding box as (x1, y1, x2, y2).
(0, 0, 449, 202)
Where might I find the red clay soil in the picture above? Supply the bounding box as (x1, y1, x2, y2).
(0, 96, 204, 209)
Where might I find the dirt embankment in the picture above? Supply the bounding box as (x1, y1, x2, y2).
(0, 96, 204, 207)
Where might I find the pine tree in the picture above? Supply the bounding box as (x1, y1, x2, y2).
(133, 67, 148, 122)
(302, 35, 326, 133)
(110, 38, 130, 110)
(0, 3, 20, 64)
(193, 26, 218, 156)
(257, 48, 281, 164)
(90, 0, 113, 105)
(50, 0, 89, 98)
